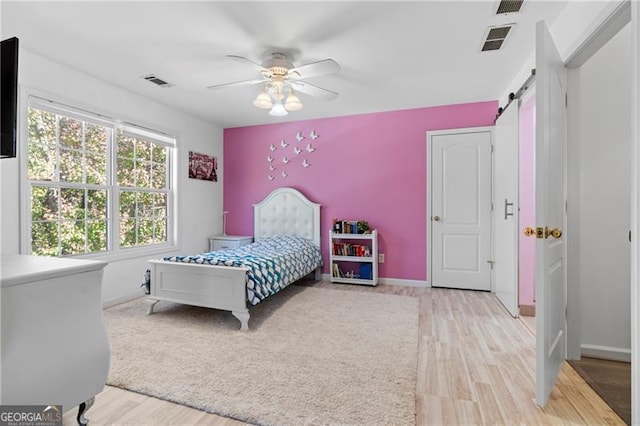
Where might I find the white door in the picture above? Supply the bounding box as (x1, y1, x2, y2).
(493, 104, 520, 317)
(430, 129, 492, 291)
(534, 20, 567, 406)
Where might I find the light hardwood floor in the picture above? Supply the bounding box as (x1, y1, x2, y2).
(65, 282, 625, 425)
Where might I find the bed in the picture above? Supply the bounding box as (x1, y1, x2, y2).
(146, 187, 322, 330)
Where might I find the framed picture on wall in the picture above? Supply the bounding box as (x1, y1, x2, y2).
(188, 151, 218, 182)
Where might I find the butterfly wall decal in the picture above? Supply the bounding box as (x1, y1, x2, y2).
(293, 146, 302, 155)
(296, 132, 305, 142)
(310, 130, 319, 140)
(269, 144, 276, 151)
(306, 144, 315, 153)
(266, 155, 274, 162)
(302, 159, 310, 168)
(282, 156, 289, 164)
(280, 139, 288, 148)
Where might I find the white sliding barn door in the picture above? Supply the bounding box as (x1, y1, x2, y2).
(534, 20, 568, 407)
(493, 104, 520, 317)
(429, 129, 492, 291)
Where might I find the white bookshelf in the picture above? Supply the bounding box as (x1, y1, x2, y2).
(329, 229, 378, 286)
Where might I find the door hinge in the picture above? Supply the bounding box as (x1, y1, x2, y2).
(565, 92, 568, 107)
(491, 202, 494, 212)
(487, 260, 495, 269)
(491, 144, 494, 153)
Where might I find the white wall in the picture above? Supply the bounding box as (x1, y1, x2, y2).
(0, 48, 224, 304)
(568, 24, 632, 361)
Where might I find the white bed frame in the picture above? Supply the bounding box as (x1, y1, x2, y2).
(146, 187, 321, 330)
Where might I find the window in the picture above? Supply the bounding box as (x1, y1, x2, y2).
(25, 97, 174, 257)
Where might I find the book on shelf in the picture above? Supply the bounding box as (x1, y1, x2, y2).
(332, 242, 372, 257)
(332, 219, 370, 234)
(359, 263, 372, 280)
(332, 263, 344, 278)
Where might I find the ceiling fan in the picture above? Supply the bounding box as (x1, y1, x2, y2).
(206, 52, 340, 116)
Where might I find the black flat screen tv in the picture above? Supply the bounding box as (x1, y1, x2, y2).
(1, 37, 19, 159)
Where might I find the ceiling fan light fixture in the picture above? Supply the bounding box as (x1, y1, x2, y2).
(253, 89, 273, 109)
(269, 101, 288, 117)
(284, 89, 303, 111)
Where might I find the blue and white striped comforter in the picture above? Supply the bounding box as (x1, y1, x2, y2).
(163, 235, 323, 305)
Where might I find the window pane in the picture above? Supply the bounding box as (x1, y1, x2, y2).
(28, 142, 56, 181)
(61, 188, 85, 221)
(87, 221, 107, 253)
(86, 154, 107, 185)
(120, 218, 137, 247)
(59, 117, 83, 150)
(60, 148, 83, 183)
(117, 157, 135, 187)
(136, 160, 152, 188)
(138, 192, 153, 217)
(31, 186, 58, 221)
(138, 219, 153, 246)
(153, 193, 166, 217)
(118, 135, 135, 158)
(28, 108, 56, 146)
(152, 144, 166, 163)
(154, 218, 167, 243)
(87, 190, 107, 219)
(152, 163, 166, 189)
(137, 139, 152, 161)
(60, 221, 86, 255)
(27, 102, 174, 256)
(85, 123, 108, 153)
(119, 190, 136, 218)
(31, 221, 58, 256)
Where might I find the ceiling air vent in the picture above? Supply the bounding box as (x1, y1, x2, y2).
(142, 74, 173, 88)
(481, 24, 514, 52)
(496, 0, 524, 14)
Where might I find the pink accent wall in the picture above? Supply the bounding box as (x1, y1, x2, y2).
(518, 96, 536, 306)
(223, 101, 497, 281)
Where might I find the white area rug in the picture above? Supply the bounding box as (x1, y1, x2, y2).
(105, 285, 418, 425)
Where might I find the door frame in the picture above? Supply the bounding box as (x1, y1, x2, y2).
(565, 0, 632, 362)
(631, 3, 639, 424)
(426, 126, 494, 288)
(556, 0, 637, 420)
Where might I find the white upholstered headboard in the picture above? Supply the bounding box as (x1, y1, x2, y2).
(253, 187, 321, 247)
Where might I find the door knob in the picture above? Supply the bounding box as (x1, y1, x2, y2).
(524, 226, 562, 239)
(433, 216, 441, 222)
(546, 227, 562, 239)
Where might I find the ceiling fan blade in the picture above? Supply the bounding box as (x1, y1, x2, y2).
(287, 59, 340, 80)
(289, 80, 339, 101)
(226, 54, 269, 72)
(206, 78, 267, 90)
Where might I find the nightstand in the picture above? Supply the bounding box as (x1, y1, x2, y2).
(208, 235, 253, 251)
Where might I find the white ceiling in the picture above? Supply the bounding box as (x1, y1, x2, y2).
(1, 1, 568, 129)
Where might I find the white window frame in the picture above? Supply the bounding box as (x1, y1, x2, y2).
(20, 94, 177, 261)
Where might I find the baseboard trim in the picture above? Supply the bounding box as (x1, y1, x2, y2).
(103, 292, 144, 309)
(378, 277, 428, 287)
(321, 274, 428, 288)
(580, 343, 632, 362)
(519, 304, 536, 316)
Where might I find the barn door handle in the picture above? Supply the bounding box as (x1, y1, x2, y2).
(504, 199, 514, 220)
